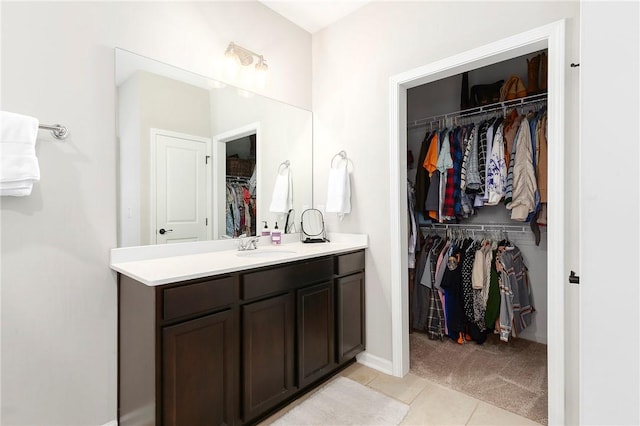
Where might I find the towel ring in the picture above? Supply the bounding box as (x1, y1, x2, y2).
(331, 150, 348, 168)
(278, 160, 290, 174)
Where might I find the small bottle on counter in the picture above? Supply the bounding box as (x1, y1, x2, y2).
(271, 222, 281, 245)
(261, 221, 271, 237)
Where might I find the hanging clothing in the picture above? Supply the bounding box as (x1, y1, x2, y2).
(226, 179, 256, 237)
(498, 244, 534, 341)
(485, 123, 507, 205)
(506, 116, 538, 221)
(443, 131, 457, 219)
(484, 249, 501, 331)
(414, 233, 534, 345)
(424, 132, 441, 219)
(503, 111, 523, 168)
(465, 125, 481, 193)
(415, 131, 434, 215)
(407, 181, 419, 268)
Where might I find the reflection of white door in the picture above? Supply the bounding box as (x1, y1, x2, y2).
(151, 130, 210, 244)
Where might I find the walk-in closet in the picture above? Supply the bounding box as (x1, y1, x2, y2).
(225, 134, 257, 237)
(406, 51, 549, 424)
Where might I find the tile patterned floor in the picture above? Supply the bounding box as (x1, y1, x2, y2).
(260, 363, 541, 425)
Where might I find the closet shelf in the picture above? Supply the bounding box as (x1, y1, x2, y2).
(420, 222, 529, 233)
(408, 93, 547, 130)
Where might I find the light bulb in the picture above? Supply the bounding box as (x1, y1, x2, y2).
(224, 55, 238, 80)
(255, 57, 268, 89)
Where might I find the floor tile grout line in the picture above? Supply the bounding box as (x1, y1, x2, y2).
(465, 400, 482, 425)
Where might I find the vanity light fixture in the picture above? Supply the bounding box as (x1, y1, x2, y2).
(224, 42, 269, 88)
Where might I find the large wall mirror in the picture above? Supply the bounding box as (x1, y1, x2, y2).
(116, 48, 313, 247)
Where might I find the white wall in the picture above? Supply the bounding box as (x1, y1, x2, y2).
(0, 2, 311, 424)
(580, 2, 640, 425)
(312, 0, 580, 422)
(119, 71, 213, 247)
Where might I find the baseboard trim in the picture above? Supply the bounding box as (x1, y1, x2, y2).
(102, 421, 117, 426)
(355, 351, 394, 376)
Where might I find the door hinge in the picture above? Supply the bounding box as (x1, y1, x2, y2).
(205, 218, 208, 226)
(205, 155, 211, 164)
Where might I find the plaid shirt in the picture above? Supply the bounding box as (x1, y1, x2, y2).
(426, 241, 446, 340)
(465, 124, 481, 193)
(498, 245, 534, 341)
(477, 120, 491, 195)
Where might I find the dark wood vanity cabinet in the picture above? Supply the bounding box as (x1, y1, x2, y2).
(118, 249, 365, 426)
(297, 281, 335, 387)
(335, 250, 366, 363)
(162, 310, 236, 426)
(241, 293, 295, 421)
(119, 274, 238, 426)
(336, 272, 366, 362)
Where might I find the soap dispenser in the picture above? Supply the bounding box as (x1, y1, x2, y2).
(261, 221, 271, 237)
(271, 222, 282, 245)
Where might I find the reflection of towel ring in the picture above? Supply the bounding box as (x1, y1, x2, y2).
(278, 160, 290, 174)
(331, 150, 348, 168)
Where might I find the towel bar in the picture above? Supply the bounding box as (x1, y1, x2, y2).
(39, 124, 68, 140)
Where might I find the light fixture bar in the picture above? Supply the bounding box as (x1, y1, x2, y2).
(225, 42, 268, 71)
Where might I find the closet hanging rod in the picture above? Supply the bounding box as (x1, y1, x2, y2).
(39, 123, 68, 140)
(226, 175, 251, 182)
(408, 93, 547, 130)
(421, 223, 529, 233)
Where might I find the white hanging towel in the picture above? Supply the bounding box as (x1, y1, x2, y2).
(269, 166, 293, 213)
(325, 163, 351, 219)
(0, 111, 40, 196)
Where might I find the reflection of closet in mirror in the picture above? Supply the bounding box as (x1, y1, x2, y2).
(225, 134, 257, 238)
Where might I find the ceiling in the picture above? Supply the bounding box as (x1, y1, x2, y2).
(259, 1, 369, 33)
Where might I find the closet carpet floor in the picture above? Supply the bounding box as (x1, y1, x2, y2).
(410, 332, 548, 425)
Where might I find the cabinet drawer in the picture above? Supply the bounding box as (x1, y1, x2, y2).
(163, 276, 236, 321)
(242, 257, 333, 300)
(335, 251, 365, 276)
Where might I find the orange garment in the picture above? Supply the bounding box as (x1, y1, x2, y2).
(422, 132, 439, 177)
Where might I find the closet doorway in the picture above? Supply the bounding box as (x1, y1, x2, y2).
(388, 21, 566, 424)
(213, 123, 261, 240)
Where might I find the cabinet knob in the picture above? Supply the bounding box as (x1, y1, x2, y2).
(159, 228, 173, 235)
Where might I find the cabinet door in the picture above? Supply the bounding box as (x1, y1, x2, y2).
(242, 293, 295, 422)
(336, 272, 366, 363)
(162, 309, 236, 426)
(297, 281, 335, 387)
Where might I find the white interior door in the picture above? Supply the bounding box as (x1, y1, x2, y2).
(152, 130, 209, 244)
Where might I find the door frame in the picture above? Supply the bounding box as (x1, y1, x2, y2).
(149, 128, 212, 244)
(388, 20, 566, 424)
(212, 122, 261, 239)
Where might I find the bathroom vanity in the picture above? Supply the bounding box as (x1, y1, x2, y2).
(112, 234, 367, 425)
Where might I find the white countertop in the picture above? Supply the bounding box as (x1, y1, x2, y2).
(110, 233, 368, 286)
